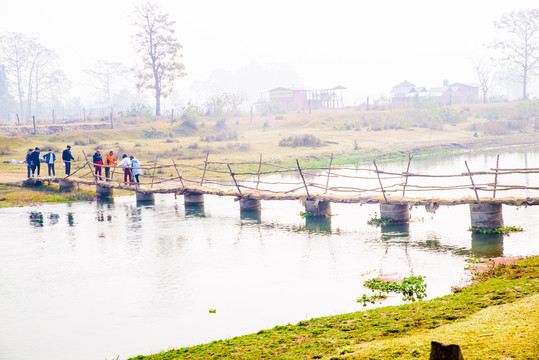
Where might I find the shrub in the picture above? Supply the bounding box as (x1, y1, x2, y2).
(279, 134, 325, 147)
(142, 127, 166, 139)
(125, 103, 152, 118)
(176, 120, 198, 135)
(486, 108, 500, 120)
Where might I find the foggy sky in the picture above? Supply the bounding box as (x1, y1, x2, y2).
(1, 0, 538, 107)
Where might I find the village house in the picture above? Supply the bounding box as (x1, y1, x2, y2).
(266, 86, 346, 111)
(391, 80, 479, 105)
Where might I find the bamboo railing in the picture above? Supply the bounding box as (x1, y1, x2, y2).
(51, 152, 539, 205)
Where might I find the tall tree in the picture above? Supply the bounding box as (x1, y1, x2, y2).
(0, 32, 58, 119)
(0, 64, 15, 120)
(0, 32, 33, 117)
(491, 9, 539, 100)
(474, 60, 493, 103)
(85, 60, 126, 104)
(132, 2, 186, 116)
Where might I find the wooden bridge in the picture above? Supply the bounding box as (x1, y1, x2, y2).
(27, 152, 539, 230)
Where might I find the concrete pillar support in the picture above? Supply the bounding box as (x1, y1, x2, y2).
(136, 191, 155, 202)
(59, 179, 75, 192)
(380, 203, 410, 223)
(239, 198, 261, 211)
(470, 203, 504, 230)
(304, 199, 331, 217)
(96, 184, 113, 198)
(184, 192, 204, 205)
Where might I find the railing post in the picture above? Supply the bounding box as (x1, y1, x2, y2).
(324, 153, 333, 194)
(465, 160, 480, 202)
(402, 153, 413, 196)
(296, 159, 311, 199)
(373, 160, 388, 202)
(493, 154, 499, 199)
(200, 153, 209, 186)
(171, 159, 185, 188)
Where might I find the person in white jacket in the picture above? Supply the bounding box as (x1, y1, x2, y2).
(118, 154, 132, 185)
(130, 155, 141, 184)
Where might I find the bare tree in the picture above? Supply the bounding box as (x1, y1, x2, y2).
(85, 60, 126, 104)
(491, 9, 539, 100)
(0, 32, 59, 119)
(29, 44, 56, 118)
(0, 32, 33, 117)
(132, 2, 186, 116)
(225, 92, 248, 113)
(474, 60, 493, 103)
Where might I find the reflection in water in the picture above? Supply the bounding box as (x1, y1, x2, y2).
(185, 204, 205, 217)
(380, 223, 410, 240)
(126, 205, 143, 231)
(97, 198, 114, 222)
(471, 232, 504, 258)
(29, 212, 44, 227)
(49, 213, 59, 226)
(137, 199, 155, 206)
(240, 209, 261, 223)
(67, 213, 75, 227)
(305, 216, 331, 233)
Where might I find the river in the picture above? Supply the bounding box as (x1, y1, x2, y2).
(1, 147, 539, 360)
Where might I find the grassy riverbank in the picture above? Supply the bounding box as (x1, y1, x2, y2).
(1, 102, 539, 186)
(129, 256, 539, 360)
(0, 183, 95, 208)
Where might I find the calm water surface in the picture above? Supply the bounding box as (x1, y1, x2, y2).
(1, 148, 539, 360)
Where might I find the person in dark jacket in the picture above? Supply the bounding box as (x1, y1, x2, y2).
(62, 145, 75, 176)
(92, 149, 103, 181)
(43, 149, 56, 177)
(30, 147, 41, 177)
(25, 148, 33, 179)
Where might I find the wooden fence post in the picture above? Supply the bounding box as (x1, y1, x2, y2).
(493, 154, 500, 199)
(465, 160, 480, 201)
(296, 159, 311, 199)
(402, 153, 413, 196)
(171, 159, 184, 187)
(373, 160, 388, 202)
(324, 153, 333, 194)
(256, 153, 262, 190)
(81, 150, 97, 183)
(151, 158, 157, 188)
(200, 153, 209, 186)
(227, 163, 242, 197)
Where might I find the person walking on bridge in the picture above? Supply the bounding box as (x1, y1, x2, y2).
(43, 149, 56, 177)
(25, 148, 33, 179)
(30, 147, 41, 177)
(130, 155, 141, 184)
(92, 149, 103, 181)
(104, 151, 117, 181)
(119, 154, 132, 185)
(62, 145, 75, 176)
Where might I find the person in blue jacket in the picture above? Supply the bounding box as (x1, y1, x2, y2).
(43, 149, 56, 177)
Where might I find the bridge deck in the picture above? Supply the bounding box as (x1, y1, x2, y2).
(28, 177, 539, 207)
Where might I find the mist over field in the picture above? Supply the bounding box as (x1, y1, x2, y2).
(0, 0, 538, 124)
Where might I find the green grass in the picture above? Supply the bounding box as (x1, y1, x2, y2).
(469, 226, 524, 235)
(0, 183, 95, 207)
(128, 256, 539, 360)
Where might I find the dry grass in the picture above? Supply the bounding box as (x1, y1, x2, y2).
(344, 294, 539, 359)
(1, 102, 539, 185)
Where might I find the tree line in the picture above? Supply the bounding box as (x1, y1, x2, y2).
(1, 5, 538, 122)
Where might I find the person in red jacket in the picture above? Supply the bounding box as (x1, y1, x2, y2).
(92, 149, 103, 181)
